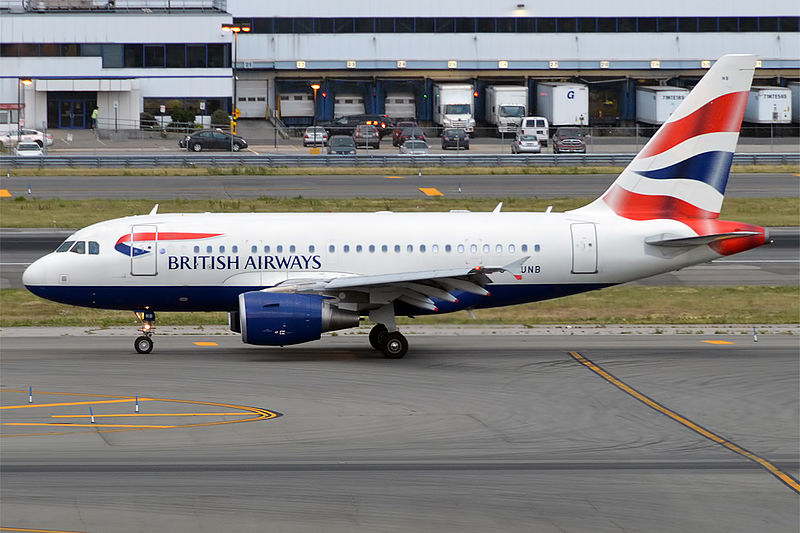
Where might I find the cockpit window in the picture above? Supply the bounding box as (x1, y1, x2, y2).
(56, 240, 75, 252)
(70, 241, 85, 254)
(88, 241, 100, 255)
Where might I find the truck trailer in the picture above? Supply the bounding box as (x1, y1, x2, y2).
(432, 83, 476, 134)
(744, 86, 792, 124)
(635, 86, 689, 124)
(788, 82, 799, 123)
(535, 83, 588, 126)
(485, 85, 528, 135)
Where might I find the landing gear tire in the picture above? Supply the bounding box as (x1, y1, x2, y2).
(134, 335, 153, 354)
(381, 332, 408, 359)
(369, 324, 388, 351)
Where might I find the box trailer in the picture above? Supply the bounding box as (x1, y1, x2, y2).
(485, 85, 528, 134)
(635, 86, 689, 124)
(432, 83, 476, 133)
(788, 82, 799, 123)
(744, 86, 792, 124)
(535, 83, 588, 126)
(384, 92, 416, 120)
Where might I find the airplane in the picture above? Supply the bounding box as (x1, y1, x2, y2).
(23, 54, 768, 358)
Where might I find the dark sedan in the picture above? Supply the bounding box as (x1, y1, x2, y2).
(180, 130, 247, 152)
(396, 127, 426, 146)
(327, 135, 357, 154)
(441, 128, 469, 150)
(392, 120, 418, 146)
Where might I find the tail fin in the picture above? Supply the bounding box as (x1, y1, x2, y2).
(575, 54, 756, 220)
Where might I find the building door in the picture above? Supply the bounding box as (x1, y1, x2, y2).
(47, 93, 96, 129)
(570, 223, 598, 274)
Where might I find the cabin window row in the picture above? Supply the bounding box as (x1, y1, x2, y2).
(191, 244, 542, 254)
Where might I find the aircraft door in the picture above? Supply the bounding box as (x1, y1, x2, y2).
(130, 224, 158, 276)
(570, 223, 597, 274)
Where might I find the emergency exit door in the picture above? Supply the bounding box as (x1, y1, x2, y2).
(130, 224, 158, 276)
(570, 223, 597, 274)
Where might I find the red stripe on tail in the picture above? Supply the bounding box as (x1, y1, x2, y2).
(602, 185, 718, 220)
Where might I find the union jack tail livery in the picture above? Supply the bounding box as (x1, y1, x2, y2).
(579, 54, 756, 221)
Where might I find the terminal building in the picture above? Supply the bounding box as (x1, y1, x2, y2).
(1, 0, 798, 131)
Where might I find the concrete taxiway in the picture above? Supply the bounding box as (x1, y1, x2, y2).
(1, 332, 798, 533)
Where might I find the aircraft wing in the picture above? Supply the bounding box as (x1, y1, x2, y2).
(265, 256, 530, 311)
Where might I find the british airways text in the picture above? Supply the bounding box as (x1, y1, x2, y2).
(168, 255, 322, 270)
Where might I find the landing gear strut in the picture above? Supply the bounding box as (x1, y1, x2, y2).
(134, 310, 156, 354)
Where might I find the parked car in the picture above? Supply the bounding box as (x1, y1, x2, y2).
(179, 130, 247, 152)
(552, 127, 587, 153)
(327, 135, 357, 155)
(518, 116, 549, 146)
(511, 134, 541, 154)
(441, 128, 469, 150)
(0, 128, 53, 147)
(14, 142, 44, 156)
(392, 120, 418, 146)
(303, 126, 328, 146)
(321, 114, 394, 138)
(399, 139, 429, 155)
(396, 127, 426, 146)
(352, 124, 380, 149)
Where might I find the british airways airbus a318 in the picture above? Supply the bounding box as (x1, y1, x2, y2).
(23, 55, 768, 358)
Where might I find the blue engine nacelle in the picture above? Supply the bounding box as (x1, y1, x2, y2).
(238, 291, 359, 346)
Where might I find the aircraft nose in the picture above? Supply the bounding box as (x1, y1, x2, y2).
(23, 255, 50, 288)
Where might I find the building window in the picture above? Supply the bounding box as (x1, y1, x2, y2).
(124, 44, 143, 67)
(144, 44, 165, 68)
(186, 45, 206, 68)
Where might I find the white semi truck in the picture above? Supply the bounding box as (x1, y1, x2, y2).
(485, 85, 528, 135)
(432, 83, 476, 134)
(635, 86, 689, 124)
(535, 82, 588, 126)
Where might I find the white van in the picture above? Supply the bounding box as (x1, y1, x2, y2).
(519, 116, 549, 147)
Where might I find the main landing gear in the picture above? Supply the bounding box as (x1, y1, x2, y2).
(368, 305, 408, 359)
(134, 310, 156, 354)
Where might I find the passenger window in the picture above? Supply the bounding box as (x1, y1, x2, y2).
(343, 245, 350, 253)
(534, 244, 541, 252)
(457, 244, 465, 253)
(420, 244, 426, 253)
(88, 241, 100, 255)
(432, 244, 439, 253)
(394, 245, 400, 253)
(264, 245, 270, 253)
(308, 245, 315, 253)
(289, 245, 296, 253)
(206, 246, 212, 253)
(381, 245, 388, 253)
(277, 245, 283, 253)
(509, 244, 516, 253)
(56, 241, 75, 252)
(195, 245, 201, 253)
(482, 244, 490, 254)
(496, 244, 502, 253)
(356, 244, 363, 253)
(369, 244, 375, 253)
(219, 245, 225, 253)
(329, 245, 335, 253)
(70, 241, 86, 254)
(445, 244, 452, 253)
(407, 244, 413, 253)
(521, 244, 528, 252)
(470, 244, 478, 254)
(251, 245, 257, 253)
(232, 245, 238, 253)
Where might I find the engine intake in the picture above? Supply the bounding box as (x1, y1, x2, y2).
(238, 291, 359, 346)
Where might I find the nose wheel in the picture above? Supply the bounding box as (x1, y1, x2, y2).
(134, 310, 156, 354)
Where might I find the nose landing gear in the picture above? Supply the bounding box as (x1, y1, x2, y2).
(134, 310, 156, 354)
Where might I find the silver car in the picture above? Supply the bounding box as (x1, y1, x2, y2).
(399, 139, 429, 155)
(303, 126, 328, 147)
(511, 134, 541, 154)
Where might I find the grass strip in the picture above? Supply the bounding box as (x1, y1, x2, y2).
(2, 286, 796, 328)
(3, 164, 797, 177)
(2, 196, 797, 228)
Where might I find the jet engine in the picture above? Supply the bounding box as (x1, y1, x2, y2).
(236, 291, 359, 346)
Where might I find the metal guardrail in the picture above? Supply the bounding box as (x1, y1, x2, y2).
(1, 153, 798, 169)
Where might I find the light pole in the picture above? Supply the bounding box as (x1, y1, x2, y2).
(17, 78, 32, 143)
(221, 23, 250, 135)
(310, 83, 320, 127)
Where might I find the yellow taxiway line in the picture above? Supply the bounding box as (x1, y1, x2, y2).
(569, 351, 800, 495)
(418, 187, 443, 196)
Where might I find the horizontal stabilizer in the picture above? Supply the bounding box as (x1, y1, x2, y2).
(645, 231, 760, 247)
